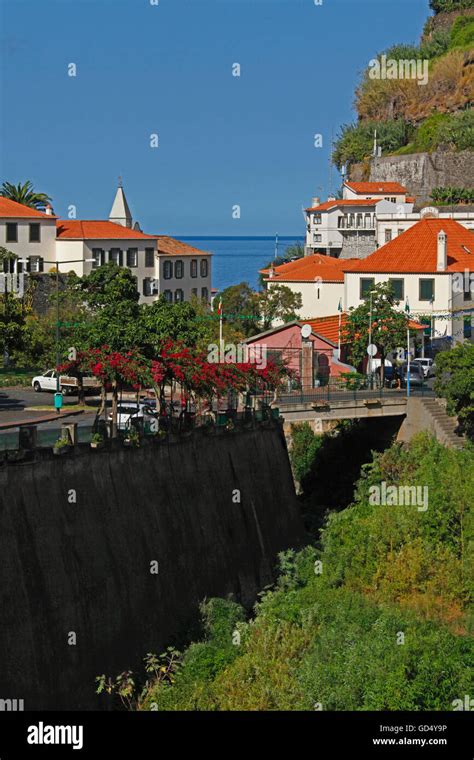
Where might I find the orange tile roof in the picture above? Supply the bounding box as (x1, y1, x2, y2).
(56, 220, 157, 240)
(0, 196, 57, 219)
(306, 198, 384, 212)
(261, 254, 357, 283)
(156, 236, 210, 257)
(345, 181, 407, 195)
(345, 218, 474, 273)
(305, 312, 424, 344)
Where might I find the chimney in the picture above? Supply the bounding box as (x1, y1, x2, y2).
(44, 204, 54, 216)
(327, 195, 336, 202)
(312, 197, 320, 207)
(437, 230, 447, 271)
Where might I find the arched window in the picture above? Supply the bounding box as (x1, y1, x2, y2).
(174, 289, 184, 303)
(163, 289, 173, 303)
(201, 287, 209, 302)
(163, 260, 172, 279)
(190, 259, 198, 278)
(175, 260, 184, 279)
(200, 259, 208, 277)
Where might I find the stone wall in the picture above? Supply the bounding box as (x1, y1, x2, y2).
(0, 424, 304, 710)
(365, 150, 474, 204)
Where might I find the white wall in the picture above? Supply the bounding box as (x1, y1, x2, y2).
(344, 271, 471, 344)
(0, 218, 56, 266)
(268, 279, 344, 320)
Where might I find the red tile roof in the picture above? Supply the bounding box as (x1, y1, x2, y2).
(345, 181, 407, 195)
(344, 219, 474, 273)
(306, 198, 384, 212)
(56, 220, 157, 240)
(0, 197, 57, 219)
(261, 254, 357, 283)
(155, 236, 210, 257)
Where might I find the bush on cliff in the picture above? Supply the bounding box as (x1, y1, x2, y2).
(139, 433, 473, 711)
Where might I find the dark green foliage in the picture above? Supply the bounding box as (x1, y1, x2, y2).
(435, 341, 474, 438)
(430, 0, 474, 13)
(431, 186, 474, 204)
(450, 14, 474, 48)
(332, 120, 412, 171)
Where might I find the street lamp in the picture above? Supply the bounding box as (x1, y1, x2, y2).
(41, 258, 95, 392)
(368, 289, 377, 388)
(405, 297, 411, 397)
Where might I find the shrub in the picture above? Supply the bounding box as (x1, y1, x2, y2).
(450, 15, 474, 49)
(430, 0, 474, 13)
(332, 120, 412, 170)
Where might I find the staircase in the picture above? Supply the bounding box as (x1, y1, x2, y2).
(421, 397, 465, 450)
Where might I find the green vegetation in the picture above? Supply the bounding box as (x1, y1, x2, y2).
(430, 0, 474, 13)
(332, 120, 412, 171)
(332, 3, 474, 168)
(431, 185, 474, 204)
(435, 341, 474, 439)
(129, 433, 472, 711)
(0, 180, 52, 210)
(344, 282, 408, 380)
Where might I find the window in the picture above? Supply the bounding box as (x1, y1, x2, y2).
(419, 278, 435, 302)
(201, 287, 209, 301)
(143, 278, 153, 297)
(174, 260, 184, 279)
(388, 278, 404, 300)
(338, 217, 345, 229)
(29, 223, 40, 242)
(200, 259, 208, 277)
(397, 228, 405, 236)
(385, 229, 392, 243)
(174, 289, 184, 303)
(313, 234, 322, 243)
(390, 197, 396, 203)
(109, 248, 122, 266)
(190, 259, 198, 278)
(356, 213, 363, 228)
(6, 223, 17, 242)
(92, 248, 104, 269)
(163, 289, 173, 303)
(360, 278, 375, 299)
(364, 213, 371, 229)
(191, 288, 198, 297)
(313, 213, 322, 225)
(29, 256, 43, 273)
(126, 248, 138, 268)
(163, 260, 172, 279)
(145, 248, 155, 268)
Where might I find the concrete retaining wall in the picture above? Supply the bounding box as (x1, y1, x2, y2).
(0, 424, 304, 710)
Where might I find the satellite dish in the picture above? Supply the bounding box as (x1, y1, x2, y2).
(301, 324, 312, 339)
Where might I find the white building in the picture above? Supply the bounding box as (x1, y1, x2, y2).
(0, 197, 57, 273)
(2, 184, 212, 305)
(305, 181, 474, 262)
(261, 254, 353, 320)
(344, 218, 474, 346)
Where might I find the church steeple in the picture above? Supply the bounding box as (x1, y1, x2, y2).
(109, 178, 133, 228)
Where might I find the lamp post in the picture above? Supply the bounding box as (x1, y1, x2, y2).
(42, 258, 95, 392)
(368, 289, 376, 389)
(405, 297, 411, 397)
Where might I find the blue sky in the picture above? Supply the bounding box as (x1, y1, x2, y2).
(0, 0, 430, 235)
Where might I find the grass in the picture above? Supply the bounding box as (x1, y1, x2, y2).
(0, 367, 36, 388)
(23, 404, 92, 412)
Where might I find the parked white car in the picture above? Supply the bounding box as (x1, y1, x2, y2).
(32, 370, 61, 393)
(411, 358, 435, 378)
(108, 403, 157, 431)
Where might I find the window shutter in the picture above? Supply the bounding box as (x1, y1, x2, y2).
(38, 258, 44, 272)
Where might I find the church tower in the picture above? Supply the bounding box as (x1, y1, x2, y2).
(109, 178, 133, 228)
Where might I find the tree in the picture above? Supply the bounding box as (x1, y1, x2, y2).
(219, 282, 260, 338)
(434, 341, 474, 439)
(343, 282, 409, 383)
(138, 297, 213, 356)
(0, 180, 52, 210)
(255, 285, 302, 333)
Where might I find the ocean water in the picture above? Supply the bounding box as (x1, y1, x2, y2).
(179, 236, 305, 292)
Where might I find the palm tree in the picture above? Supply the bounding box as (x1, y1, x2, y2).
(0, 181, 52, 210)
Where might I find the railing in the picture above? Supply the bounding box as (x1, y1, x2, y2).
(277, 378, 433, 405)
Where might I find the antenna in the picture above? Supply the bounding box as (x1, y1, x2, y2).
(274, 233, 279, 261)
